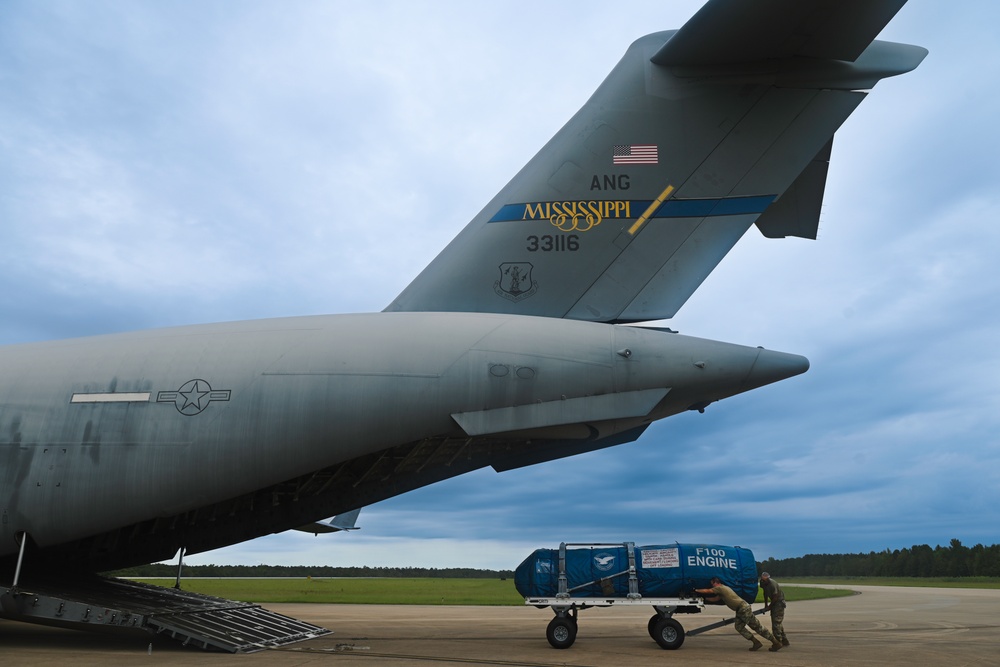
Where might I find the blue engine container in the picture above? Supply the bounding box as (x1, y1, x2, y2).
(515, 543, 758, 604)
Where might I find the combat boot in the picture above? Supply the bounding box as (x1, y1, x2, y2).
(749, 638, 764, 651)
(781, 638, 790, 647)
(768, 639, 783, 652)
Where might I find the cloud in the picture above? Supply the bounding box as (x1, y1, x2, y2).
(3, 1, 999, 569)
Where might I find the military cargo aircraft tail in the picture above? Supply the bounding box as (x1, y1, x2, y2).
(1, 0, 924, 653)
(387, 0, 926, 323)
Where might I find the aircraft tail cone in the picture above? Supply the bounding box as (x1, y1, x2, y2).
(744, 348, 810, 390)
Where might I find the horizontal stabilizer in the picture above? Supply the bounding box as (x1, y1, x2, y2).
(452, 388, 668, 436)
(652, 0, 908, 65)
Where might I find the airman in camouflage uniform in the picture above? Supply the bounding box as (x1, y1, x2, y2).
(760, 572, 789, 647)
(695, 576, 782, 652)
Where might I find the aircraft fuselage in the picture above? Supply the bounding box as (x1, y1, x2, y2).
(0, 311, 805, 569)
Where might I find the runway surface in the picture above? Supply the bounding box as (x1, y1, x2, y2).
(2, 584, 999, 666)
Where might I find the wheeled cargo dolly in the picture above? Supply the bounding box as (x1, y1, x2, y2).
(522, 542, 709, 649)
(526, 593, 706, 649)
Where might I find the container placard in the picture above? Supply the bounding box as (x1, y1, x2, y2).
(641, 547, 680, 568)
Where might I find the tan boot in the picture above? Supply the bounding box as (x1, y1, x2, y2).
(768, 639, 783, 652)
(749, 638, 764, 651)
(781, 638, 790, 647)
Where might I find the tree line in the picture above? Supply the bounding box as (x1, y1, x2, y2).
(757, 539, 1000, 578)
(109, 564, 514, 579)
(109, 539, 998, 579)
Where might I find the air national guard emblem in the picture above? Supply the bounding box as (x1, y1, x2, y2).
(594, 553, 616, 571)
(494, 262, 538, 302)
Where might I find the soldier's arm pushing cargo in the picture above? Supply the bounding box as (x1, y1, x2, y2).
(759, 572, 785, 613)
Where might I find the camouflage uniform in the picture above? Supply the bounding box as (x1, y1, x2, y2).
(761, 577, 788, 645)
(711, 583, 777, 645)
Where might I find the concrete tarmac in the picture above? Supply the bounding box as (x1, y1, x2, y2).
(2, 585, 999, 666)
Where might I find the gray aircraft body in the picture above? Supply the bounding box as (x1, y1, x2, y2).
(1, 0, 924, 649)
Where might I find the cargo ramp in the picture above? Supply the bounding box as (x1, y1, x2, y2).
(0, 575, 330, 652)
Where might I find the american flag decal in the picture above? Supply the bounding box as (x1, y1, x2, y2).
(613, 144, 658, 165)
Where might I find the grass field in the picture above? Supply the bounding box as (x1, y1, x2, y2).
(133, 577, 855, 605)
(136, 577, 523, 605)
(784, 576, 1000, 589)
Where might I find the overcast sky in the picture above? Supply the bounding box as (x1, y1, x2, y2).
(2, 2, 998, 570)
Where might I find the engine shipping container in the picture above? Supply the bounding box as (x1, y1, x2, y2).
(515, 543, 757, 603)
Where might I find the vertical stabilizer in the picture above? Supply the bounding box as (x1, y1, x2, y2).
(386, 1, 926, 322)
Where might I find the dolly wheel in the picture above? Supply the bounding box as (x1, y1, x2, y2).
(652, 616, 685, 650)
(546, 616, 577, 649)
(647, 613, 660, 639)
